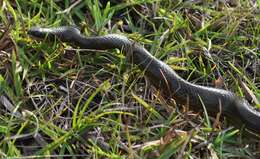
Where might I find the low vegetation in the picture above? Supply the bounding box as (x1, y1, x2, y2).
(0, 0, 259, 158)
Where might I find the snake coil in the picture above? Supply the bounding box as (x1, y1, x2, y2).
(28, 26, 260, 134)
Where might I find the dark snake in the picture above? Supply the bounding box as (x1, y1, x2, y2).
(28, 26, 260, 134)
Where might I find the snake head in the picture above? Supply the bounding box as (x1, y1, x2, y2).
(28, 27, 55, 39)
(28, 26, 81, 42)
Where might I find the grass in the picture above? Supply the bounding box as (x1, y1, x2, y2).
(0, 0, 259, 158)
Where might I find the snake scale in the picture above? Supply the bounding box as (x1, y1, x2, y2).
(28, 26, 260, 134)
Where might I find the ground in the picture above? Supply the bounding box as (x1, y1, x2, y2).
(0, 0, 259, 158)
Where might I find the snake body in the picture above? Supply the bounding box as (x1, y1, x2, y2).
(28, 26, 260, 133)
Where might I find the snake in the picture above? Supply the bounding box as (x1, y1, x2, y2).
(28, 26, 260, 134)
